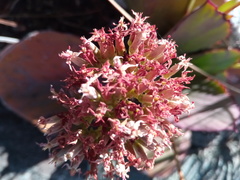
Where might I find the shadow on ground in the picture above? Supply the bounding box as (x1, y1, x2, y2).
(0, 101, 48, 175)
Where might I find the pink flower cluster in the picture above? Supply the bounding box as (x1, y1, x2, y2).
(39, 12, 194, 179)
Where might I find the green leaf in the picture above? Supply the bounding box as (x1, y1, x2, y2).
(168, 1, 231, 53)
(190, 78, 226, 94)
(218, 0, 240, 13)
(124, 0, 191, 35)
(191, 49, 240, 74)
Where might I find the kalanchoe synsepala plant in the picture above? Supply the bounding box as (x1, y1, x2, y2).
(38, 12, 194, 180)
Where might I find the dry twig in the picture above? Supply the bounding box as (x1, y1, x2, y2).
(0, 18, 17, 27)
(108, 0, 133, 21)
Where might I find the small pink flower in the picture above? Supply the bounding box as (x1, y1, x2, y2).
(39, 12, 194, 180)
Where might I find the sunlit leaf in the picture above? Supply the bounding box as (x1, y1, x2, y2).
(191, 49, 240, 74)
(0, 31, 80, 124)
(168, 1, 231, 53)
(218, 0, 240, 13)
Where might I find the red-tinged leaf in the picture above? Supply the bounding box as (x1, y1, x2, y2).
(191, 49, 240, 75)
(124, 0, 191, 35)
(175, 91, 239, 132)
(168, 1, 231, 53)
(0, 31, 80, 124)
